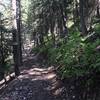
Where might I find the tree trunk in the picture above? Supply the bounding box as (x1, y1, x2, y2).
(73, 0, 79, 26)
(12, 29, 20, 76)
(60, 2, 68, 38)
(79, 0, 88, 36)
(12, 0, 20, 76)
(97, 1, 100, 17)
(16, 0, 23, 65)
(0, 17, 5, 79)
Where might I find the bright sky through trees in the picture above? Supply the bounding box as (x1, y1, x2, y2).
(0, 0, 10, 12)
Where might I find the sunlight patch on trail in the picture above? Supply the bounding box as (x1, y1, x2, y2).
(19, 67, 56, 81)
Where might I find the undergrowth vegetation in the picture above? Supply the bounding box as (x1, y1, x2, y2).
(32, 25, 100, 79)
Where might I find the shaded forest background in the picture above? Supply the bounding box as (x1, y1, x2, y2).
(0, 0, 100, 99)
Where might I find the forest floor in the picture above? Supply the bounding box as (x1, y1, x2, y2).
(0, 54, 67, 100)
(1, 41, 99, 100)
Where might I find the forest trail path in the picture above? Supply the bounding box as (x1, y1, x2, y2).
(0, 55, 66, 100)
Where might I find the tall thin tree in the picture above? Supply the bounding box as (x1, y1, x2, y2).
(16, 0, 22, 65)
(12, 0, 20, 76)
(79, 0, 88, 36)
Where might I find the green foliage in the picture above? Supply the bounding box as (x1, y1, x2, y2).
(0, 14, 12, 75)
(28, 0, 100, 80)
(94, 23, 100, 34)
(1, 59, 11, 71)
(41, 31, 100, 78)
(32, 46, 40, 54)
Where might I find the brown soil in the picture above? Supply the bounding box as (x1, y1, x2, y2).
(0, 55, 66, 100)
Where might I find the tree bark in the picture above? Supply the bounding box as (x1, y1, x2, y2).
(12, 0, 20, 76)
(16, 0, 23, 65)
(12, 29, 20, 76)
(97, 1, 100, 17)
(79, 0, 88, 36)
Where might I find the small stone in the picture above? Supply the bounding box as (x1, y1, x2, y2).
(70, 86, 75, 89)
(72, 95, 75, 99)
(23, 97, 26, 100)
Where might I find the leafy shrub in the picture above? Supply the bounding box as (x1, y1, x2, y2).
(0, 19, 12, 79)
(47, 32, 100, 78)
(32, 46, 40, 54)
(94, 23, 100, 34)
(32, 30, 100, 79)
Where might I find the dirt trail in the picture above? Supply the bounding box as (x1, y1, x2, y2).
(0, 55, 66, 100)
